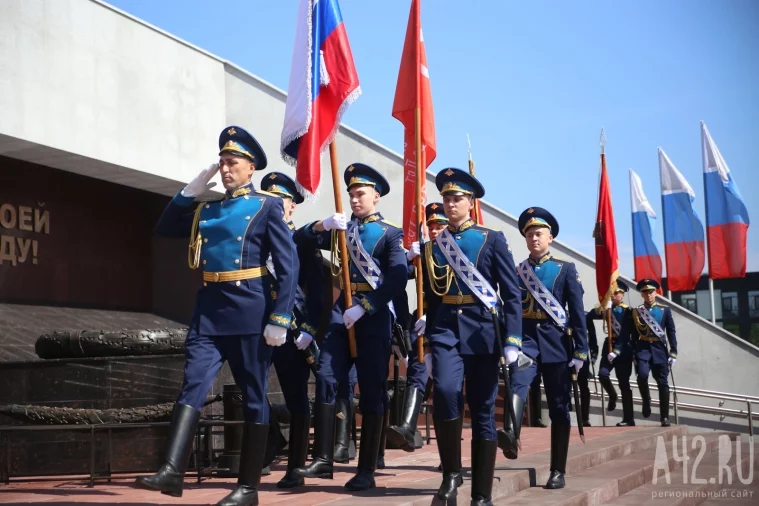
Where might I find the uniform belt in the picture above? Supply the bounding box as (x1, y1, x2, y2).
(203, 266, 268, 283)
(640, 335, 660, 343)
(339, 280, 374, 293)
(442, 294, 476, 305)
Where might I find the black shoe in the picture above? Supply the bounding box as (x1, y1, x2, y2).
(582, 421, 591, 427)
(376, 409, 389, 470)
(277, 414, 310, 489)
(295, 403, 336, 480)
(135, 403, 200, 498)
(599, 376, 618, 412)
(616, 390, 635, 426)
(637, 378, 651, 418)
(333, 398, 354, 463)
(470, 439, 497, 505)
(216, 423, 269, 506)
(497, 394, 525, 460)
(434, 418, 463, 500)
(659, 389, 671, 427)
(546, 424, 570, 489)
(386, 386, 424, 452)
(345, 413, 384, 491)
(545, 470, 565, 489)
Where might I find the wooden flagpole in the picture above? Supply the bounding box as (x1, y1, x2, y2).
(414, 108, 425, 363)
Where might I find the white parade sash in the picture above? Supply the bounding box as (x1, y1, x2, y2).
(434, 228, 499, 309)
(267, 256, 306, 314)
(636, 305, 665, 339)
(345, 220, 394, 316)
(517, 260, 567, 328)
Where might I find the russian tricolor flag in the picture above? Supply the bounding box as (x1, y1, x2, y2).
(701, 121, 750, 279)
(659, 148, 705, 292)
(629, 169, 663, 287)
(281, 0, 361, 197)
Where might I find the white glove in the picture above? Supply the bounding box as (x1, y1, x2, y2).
(181, 163, 219, 198)
(322, 212, 347, 231)
(406, 241, 421, 261)
(263, 324, 287, 347)
(391, 345, 409, 367)
(668, 357, 676, 367)
(342, 304, 366, 329)
(568, 358, 584, 374)
(503, 346, 519, 365)
(424, 353, 433, 380)
(295, 331, 314, 350)
(607, 352, 617, 364)
(414, 314, 427, 335)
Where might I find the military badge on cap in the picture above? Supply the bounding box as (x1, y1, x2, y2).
(218, 125, 268, 170)
(636, 278, 660, 292)
(425, 202, 448, 225)
(343, 163, 390, 196)
(518, 206, 560, 238)
(260, 172, 304, 204)
(435, 167, 485, 199)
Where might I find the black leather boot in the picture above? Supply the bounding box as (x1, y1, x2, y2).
(616, 390, 636, 426)
(545, 424, 570, 489)
(581, 387, 591, 426)
(216, 423, 268, 506)
(386, 386, 423, 452)
(529, 384, 546, 427)
(376, 409, 389, 469)
(637, 377, 651, 418)
(659, 389, 671, 427)
(470, 439, 497, 506)
(135, 403, 200, 497)
(333, 398, 354, 463)
(497, 394, 525, 459)
(295, 402, 335, 479)
(599, 375, 618, 412)
(434, 418, 464, 500)
(345, 414, 384, 491)
(277, 414, 310, 488)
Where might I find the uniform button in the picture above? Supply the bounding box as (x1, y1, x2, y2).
(457, 309, 463, 314)
(235, 281, 241, 286)
(352, 274, 357, 278)
(237, 236, 242, 241)
(245, 216, 251, 220)
(205, 204, 210, 209)
(203, 238, 208, 243)
(203, 282, 208, 287)
(201, 220, 206, 224)
(244, 196, 249, 200)
(234, 259, 240, 264)
(536, 323, 541, 327)
(202, 259, 207, 265)
(351, 291, 356, 295)
(456, 235, 461, 240)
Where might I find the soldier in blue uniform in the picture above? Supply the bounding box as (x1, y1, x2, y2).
(294, 163, 407, 491)
(499, 207, 588, 490)
(387, 202, 448, 452)
(258, 172, 326, 489)
(586, 279, 635, 426)
(632, 279, 677, 427)
(419, 169, 522, 505)
(136, 126, 298, 506)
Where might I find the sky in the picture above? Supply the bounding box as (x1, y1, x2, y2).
(106, 0, 758, 279)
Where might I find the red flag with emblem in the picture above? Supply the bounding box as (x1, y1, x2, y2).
(392, 0, 437, 248)
(594, 145, 620, 307)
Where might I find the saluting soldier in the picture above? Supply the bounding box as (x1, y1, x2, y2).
(419, 169, 522, 505)
(499, 207, 588, 490)
(387, 201, 448, 452)
(136, 126, 298, 506)
(259, 172, 326, 489)
(632, 279, 677, 427)
(586, 279, 635, 426)
(294, 164, 407, 491)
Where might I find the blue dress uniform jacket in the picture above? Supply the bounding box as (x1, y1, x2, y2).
(518, 254, 589, 363)
(155, 183, 299, 335)
(586, 304, 632, 358)
(297, 212, 407, 416)
(423, 219, 522, 440)
(632, 303, 677, 365)
(424, 221, 523, 355)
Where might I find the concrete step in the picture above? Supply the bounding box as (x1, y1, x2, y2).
(603, 440, 758, 506)
(318, 425, 687, 506)
(491, 432, 734, 506)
